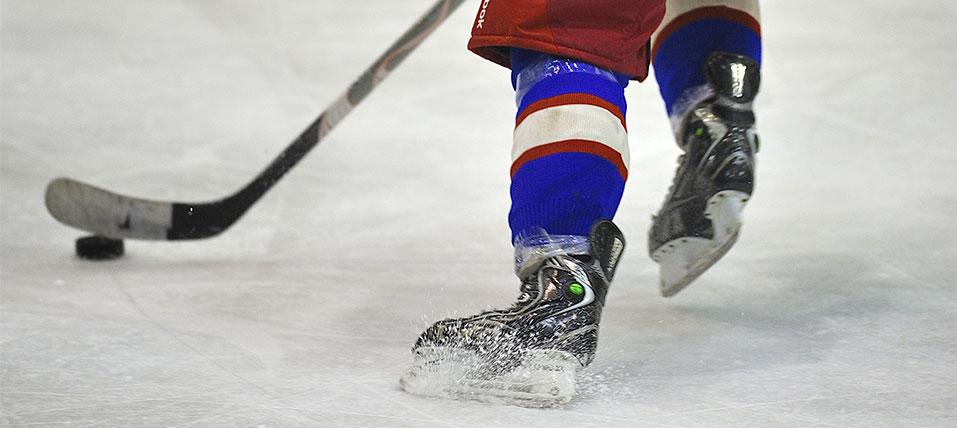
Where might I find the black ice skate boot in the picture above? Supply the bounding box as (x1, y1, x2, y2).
(649, 52, 760, 297)
(400, 221, 625, 407)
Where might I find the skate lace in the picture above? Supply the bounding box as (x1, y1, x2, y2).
(469, 279, 539, 319)
(513, 280, 539, 306)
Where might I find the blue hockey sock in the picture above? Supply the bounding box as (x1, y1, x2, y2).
(508, 48, 630, 242)
(653, 4, 762, 117)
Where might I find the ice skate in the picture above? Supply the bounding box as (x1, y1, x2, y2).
(400, 221, 625, 407)
(649, 52, 760, 297)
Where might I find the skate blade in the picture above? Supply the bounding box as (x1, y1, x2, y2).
(400, 346, 579, 408)
(652, 190, 749, 297)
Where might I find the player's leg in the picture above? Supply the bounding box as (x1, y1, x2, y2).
(401, 46, 632, 409)
(648, 0, 763, 296)
(401, 0, 665, 406)
(507, 47, 630, 271)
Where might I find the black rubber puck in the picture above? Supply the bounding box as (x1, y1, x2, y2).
(76, 235, 124, 260)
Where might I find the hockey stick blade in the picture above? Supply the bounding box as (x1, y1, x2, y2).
(46, 177, 174, 240)
(44, 0, 466, 241)
(45, 177, 242, 240)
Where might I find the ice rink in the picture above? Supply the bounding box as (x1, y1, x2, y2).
(2, 0, 956, 426)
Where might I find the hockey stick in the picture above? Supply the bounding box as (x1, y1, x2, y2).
(45, 0, 467, 240)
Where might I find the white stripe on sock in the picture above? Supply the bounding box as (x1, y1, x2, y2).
(512, 104, 630, 168)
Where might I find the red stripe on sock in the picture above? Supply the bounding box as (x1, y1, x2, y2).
(652, 6, 762, 59)
(510, 139, 628, 180)
(515, 93, 626, 129)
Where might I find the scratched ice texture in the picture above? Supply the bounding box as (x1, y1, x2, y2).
(2, 1, 956, 426)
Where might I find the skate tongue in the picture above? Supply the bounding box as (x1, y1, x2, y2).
(588, 221, 626, 282)
(704, 52, 760, 104)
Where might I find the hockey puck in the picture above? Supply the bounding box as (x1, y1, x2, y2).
(75, 235, 124, 260)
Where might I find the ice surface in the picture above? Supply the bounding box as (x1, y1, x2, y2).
(2, 0, 956, 426)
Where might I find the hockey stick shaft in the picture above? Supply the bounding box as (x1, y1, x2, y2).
(242, 0, 467, 208)
(45, 0, 467, 240)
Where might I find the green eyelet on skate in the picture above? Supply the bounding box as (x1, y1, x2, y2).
(567, 282, 584, 296)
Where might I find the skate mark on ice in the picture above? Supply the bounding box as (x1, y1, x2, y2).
(107, 270, 274, 399)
